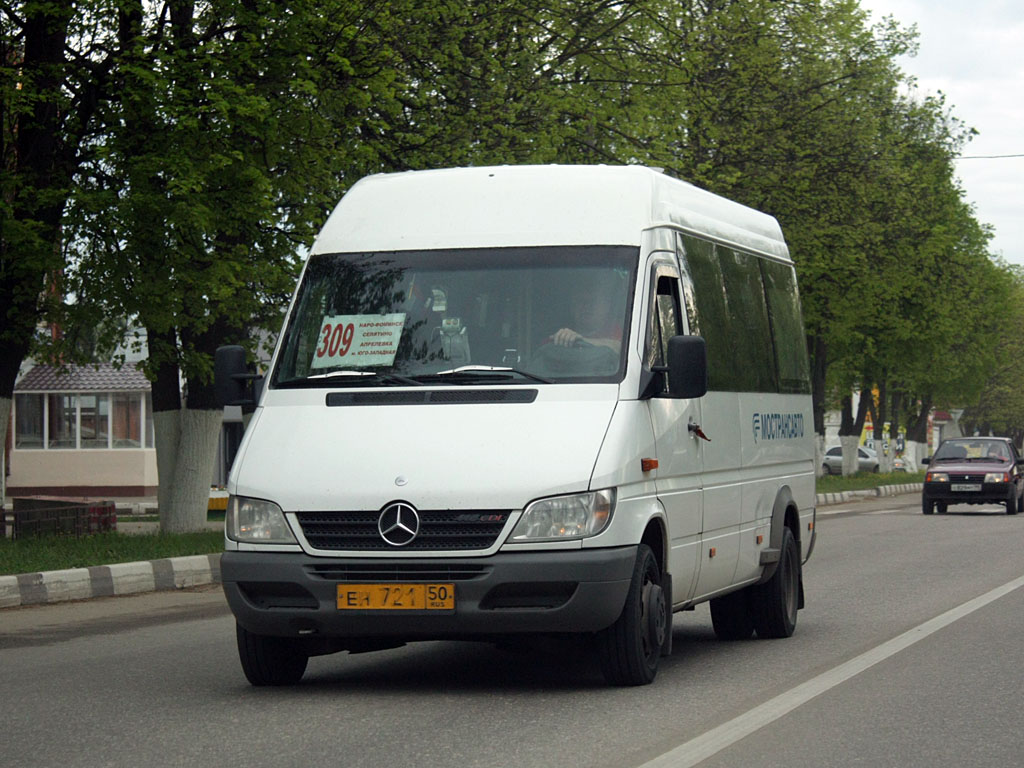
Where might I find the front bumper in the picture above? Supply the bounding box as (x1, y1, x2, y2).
(923, 482, 1017, 506)
(222, 547, 637, 642)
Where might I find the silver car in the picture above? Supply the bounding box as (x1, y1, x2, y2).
(822, 446, 879, 474)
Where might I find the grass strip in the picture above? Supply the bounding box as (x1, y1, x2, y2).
(0, 530, 224, 577)
(816, 471, 924, 494)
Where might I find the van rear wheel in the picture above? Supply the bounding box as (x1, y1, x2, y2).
(599, 544, 665, 686)
(751, 527, 799, 639)
(236, 623, 309, 686)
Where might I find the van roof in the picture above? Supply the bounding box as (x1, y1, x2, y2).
(311, 165, 790, 261)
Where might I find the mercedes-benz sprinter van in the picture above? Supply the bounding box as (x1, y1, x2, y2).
(216, 165, 816, 686)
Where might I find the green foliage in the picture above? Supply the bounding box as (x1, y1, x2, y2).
(2, 0, 1012, 438)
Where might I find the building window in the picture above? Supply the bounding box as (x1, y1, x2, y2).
(14, 394, 44, 448)
(80, 394, 110, 449)
(48, 394, 78, 449)
(145, 392, 154, 449)
(112, 393, 142, 448)
(12, 391, 152, 450)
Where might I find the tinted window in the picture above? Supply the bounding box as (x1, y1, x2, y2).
(761, 259, 812, 394)
(679, 235, 775, 392)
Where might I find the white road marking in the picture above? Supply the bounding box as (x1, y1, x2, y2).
(640, 574, 1024, 768)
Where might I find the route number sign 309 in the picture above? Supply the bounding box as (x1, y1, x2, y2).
(309, 313, 406, 369)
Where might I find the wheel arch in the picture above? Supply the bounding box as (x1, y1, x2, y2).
(759, 485, 801, 585)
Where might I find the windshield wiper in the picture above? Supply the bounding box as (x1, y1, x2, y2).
(430, 365, 552, 384)
(291, 370, 425, 387)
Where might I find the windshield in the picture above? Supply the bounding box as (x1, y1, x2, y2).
(272, 246, 637, 387)
(933, 439, 1010, 462)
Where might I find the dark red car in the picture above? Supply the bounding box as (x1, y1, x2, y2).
(921, 437, 1024, 515)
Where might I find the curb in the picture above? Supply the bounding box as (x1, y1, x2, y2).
(816, 483, 923, 506)
(0, 553, 221, 610)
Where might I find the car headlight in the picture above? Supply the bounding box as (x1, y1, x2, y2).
(226, 496, 297, 543)
(984, 473, 1009, 483)
(926, 472, 948, 482)
(510, 489, 615, 541)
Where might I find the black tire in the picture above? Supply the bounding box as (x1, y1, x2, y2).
(871, 464, 879, 473)
(822, 463, 832, 476)
(937, 502, 947, 514)
(1006, 493, 1021, 515)
(922, 497, 935, 515)
(751, 527, 799, 639)
(236, 623, 309, 686)
(710, 589, 755, 640)
(599, 544, 666, 686)
(1016, 492, 1023, 516)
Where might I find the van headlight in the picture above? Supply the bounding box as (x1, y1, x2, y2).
(510, 489, 615, 541)
(226, 496, 297, 543)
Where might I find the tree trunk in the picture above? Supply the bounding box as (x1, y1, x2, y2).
(839, 391, 871, 475)
(904, 396, 932, 472)
(164, 408, 222, 532)
(147, 326, 183, 527)
(874, 382, 891, 473)
(154, 410, 181, 528)
(889, 391, 903, 469)
(839, 395, 855, 475)
(0, 398, 9, 506)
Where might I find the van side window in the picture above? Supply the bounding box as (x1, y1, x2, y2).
(645, 268, 683, 388)
(761, 259, 812, 394)
(719, 247, 776, 392)
(678, 234, 775, 393)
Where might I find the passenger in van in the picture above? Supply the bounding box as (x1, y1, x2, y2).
(551, 274, 622, 352)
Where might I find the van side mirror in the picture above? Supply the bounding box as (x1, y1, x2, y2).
(921, 457, 930, 466)
(215, 345, 263, 412)
(665, 335, 708, 399)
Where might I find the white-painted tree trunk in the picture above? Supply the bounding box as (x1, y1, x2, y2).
(840, 434, 860, 476)
(905, 440, 927, 473)
(815, 433, 826, 477)
(0, 397, 10, 508)
(154, 410, 181, 531)
(163, 408, 223, 532)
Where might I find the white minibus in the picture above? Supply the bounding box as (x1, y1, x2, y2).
(216, 164, 816, 686)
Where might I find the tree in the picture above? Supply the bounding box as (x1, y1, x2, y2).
(63, 0, 404, 529)
(1, 1, 121, 500)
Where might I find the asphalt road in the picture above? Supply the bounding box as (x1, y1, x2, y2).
(2, 492, 1023, 768)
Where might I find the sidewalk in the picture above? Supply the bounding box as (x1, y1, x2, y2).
(1, 485, 923, 611)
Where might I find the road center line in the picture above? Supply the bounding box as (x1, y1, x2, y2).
(641, 574, 1024, 768)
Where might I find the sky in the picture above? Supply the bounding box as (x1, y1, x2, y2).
(857, 0, 1024, 267)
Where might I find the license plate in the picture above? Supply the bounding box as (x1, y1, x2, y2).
(951, 484, 982, 492)
(337, 583, 455, 610)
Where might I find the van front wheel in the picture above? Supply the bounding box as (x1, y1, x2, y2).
(599, 544, 665, 686)
(236, 623, 309, 686)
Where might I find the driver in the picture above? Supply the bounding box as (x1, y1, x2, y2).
(551, 273, 622, 351)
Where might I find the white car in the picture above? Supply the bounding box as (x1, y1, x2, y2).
(822, 446, 879, 474)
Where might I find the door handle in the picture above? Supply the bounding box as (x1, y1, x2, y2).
(688, 423, 711, 442)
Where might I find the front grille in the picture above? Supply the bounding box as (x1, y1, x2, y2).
(949, 473, 986, 483)
(307, 563, 490, 581)
(295, 510, 510, 551)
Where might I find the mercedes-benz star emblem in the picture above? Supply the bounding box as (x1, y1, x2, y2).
(378, 502, 420, 547)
